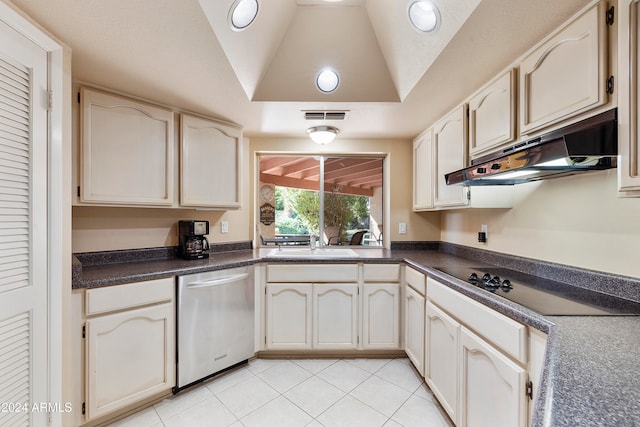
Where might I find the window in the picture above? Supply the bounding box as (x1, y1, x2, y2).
(258, 154, 384, 247)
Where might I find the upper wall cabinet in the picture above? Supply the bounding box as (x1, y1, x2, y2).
(413, 128, 434, 211)
(618, 0, 640, 194)
(519, 1, 608, 134)
(468, 69, 517, 158)
(79, 88, 175, 206)
(434, 105, 468, 208)
(180, 114, 241, 209)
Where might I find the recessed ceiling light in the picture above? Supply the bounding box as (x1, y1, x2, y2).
(408, 0, 440, 33)
(229, 0, 259, 31)
(316, 69, 340, 93)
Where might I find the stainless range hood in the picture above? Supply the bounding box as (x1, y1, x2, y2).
(445, 109, 617, 186)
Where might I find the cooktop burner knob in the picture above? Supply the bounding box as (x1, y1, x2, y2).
(469, 272, 478, 283)
(482, 273, 492, 282)
(501, 279, 512, 290)
(492, 275, 501, 284)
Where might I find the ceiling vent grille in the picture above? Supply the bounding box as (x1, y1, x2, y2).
(304, 110, 348, 120)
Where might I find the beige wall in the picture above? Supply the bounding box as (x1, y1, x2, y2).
(249, 137, 441, 246)
(441, 170, 640, 278)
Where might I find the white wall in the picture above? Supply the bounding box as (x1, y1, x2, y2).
(441, 169, 640, 278)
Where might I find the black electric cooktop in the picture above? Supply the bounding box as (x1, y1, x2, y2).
(433, 266, 640, 316)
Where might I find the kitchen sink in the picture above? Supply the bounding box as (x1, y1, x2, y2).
(266, 247, 360, 258)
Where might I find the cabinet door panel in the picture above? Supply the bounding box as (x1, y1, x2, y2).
(313, 284, 359, 350)
(469, 70, 516, 157)
(404, 285, 425, 376)
(80, 88, 174, 206)
(266, 284, 312, 350)
(426, 301, 459, 424)
(434, 105, 468, 208)
(519, 2, 606, 133)
(413, 129, 434, 210)
(459, 327, 527, 427)
(363, 284, 399, 349)
(180, 114, 241, 208)
(85, 303, 175, 420)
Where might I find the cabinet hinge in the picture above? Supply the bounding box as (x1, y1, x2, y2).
(606, 76, 615, 95)
(82, 402, 85, 415)
(82, 325, 86, 339)
(526, 380, 533, 400)
(466, 188, 471, 201)
(606, 6, 615, 26)
(77, 186, 81, 197)
(77, 92, 81, 103)
(47, 91, 53, 112)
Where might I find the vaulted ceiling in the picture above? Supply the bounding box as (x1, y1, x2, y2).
(7, 0, 587, 140)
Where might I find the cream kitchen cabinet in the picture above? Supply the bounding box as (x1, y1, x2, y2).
(413, 128, 434, 211)
(617, 0, 640, 194)
(79, 87, 175, 206)
(265, 264, 359, 351)
(459, 326, 527, 427)
(265, 283, 313, 350)
(434, 105, 468, 208)
(519, 1, 608, 134)
(427, 277, 529, 427)
(421, 105, 512, 210)
(180, 114, 242, 208)
(404, 266, 426, 376)
(425, 300, 459, 423)
(468, 69, 517, 158)
(313, 283, 359, 350)
(79, 277, 175, 423)
(362, 264, 401, 350)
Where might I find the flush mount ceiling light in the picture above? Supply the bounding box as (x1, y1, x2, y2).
(229, 0, 259, 31)
(307, 126, 339, 145)
(316, 69, 340, 93)
(408, 0, 440, 33)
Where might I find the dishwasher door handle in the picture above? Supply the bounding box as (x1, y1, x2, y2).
(187, 273, 250, 288)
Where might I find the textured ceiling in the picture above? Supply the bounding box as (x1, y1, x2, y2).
(7, 0, 588, 140)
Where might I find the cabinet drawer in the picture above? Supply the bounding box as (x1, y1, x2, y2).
(363, 264, 400, 282)
(427, 278, 526, 363)
(267, 264, 358, 283)
(405, 266, 426, 295)
(85, 277, 174, 316)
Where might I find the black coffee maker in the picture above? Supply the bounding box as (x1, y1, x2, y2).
(178, 220, 210, 260)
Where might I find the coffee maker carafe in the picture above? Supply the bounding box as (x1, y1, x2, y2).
(178, 220, 210, 260)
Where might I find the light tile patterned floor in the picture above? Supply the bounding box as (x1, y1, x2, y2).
(107, 358, 454, 427)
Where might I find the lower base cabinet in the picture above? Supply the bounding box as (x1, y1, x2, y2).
(265, 282, 358, 350)
(265, 283, 313, 349)
(362, 283, 400, 349)
(76, 277, 176, 424)
(460, 326, 527, 427)
(313, 283, 359, 350)
(404, 285, 425, 375)
(427, 277, 529, 427)
(425, 300, 459, 423)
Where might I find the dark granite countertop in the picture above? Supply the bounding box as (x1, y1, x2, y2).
(72, 243, 640, 427)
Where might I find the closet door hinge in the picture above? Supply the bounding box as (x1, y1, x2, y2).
(82, 325, 86, 339)
(47, 91, 53, 112)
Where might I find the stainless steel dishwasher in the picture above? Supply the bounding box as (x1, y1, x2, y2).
(175, 265, 254, 392)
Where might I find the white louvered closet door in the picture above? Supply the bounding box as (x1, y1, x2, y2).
(0, 19, 49, 427)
